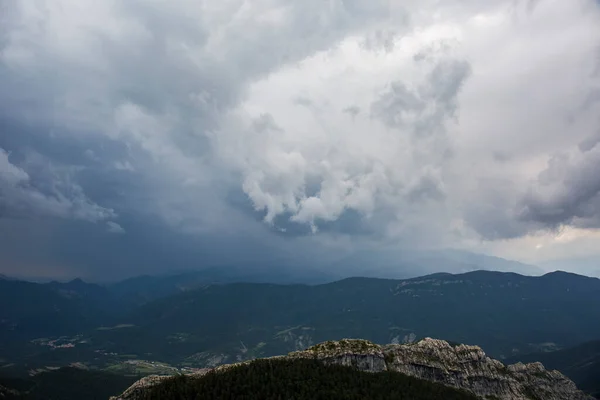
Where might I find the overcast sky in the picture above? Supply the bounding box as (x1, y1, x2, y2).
(1, 0, 600, 281)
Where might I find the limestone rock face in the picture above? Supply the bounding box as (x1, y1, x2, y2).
(380, 338, 592, 400)
(110, 375, 172, 400)
(111, 338, 594, 400)
(290, 338, 388, 372)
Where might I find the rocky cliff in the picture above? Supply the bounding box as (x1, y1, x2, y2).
(111, 338, 594, 400)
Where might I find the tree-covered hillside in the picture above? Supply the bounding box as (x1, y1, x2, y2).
(90, 270, 600, 365)
(0, 367, 139, 400)
(4, 270, 600, 378)
(135, 358, 479, 400)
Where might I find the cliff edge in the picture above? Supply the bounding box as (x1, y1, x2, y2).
(111, 338, 594, 400)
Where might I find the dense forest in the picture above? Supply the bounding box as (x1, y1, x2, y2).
(141, 358, 479, 400)
(0, 367, 139, 400)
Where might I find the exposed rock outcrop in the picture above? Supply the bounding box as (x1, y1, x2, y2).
(111, 338, 594, 400)
(287, 338, 592, 400)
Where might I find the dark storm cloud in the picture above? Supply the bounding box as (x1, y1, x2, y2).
(274, 209, 379, 238)
(462, 178, 532, 240)
(517, 144, 600, 230)
(0, 202, 341, 281)
(578, 133, 600, 152)
(0, 146, 116, 222)
(467, 133, 600, 241)
(0, 0, 600, 279)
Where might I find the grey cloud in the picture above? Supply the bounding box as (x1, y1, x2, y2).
(370, 82, 424, 129)
(106, 221, 125, 234)
(343, 105, 361, 118)
(0, 147, 115, 222)
(407, 172, 446, 203)
(0, 0, 397, 134)
(310, 208, 380, 237)
(84, 149, 100, 162)
(464, 139, 600, 241)
(413, 60, 471, 137)
(113, 161, 135, 172)
(0, 0, 403, 231)
(370, 59, 471, 138)
(518, 146, 600, 229)
(1, 0, 600, 280)
(413, 40, 456, 63)
(252, 113, 283, 134)
(361, 29, 401, 53)
(293, 97, 313, 108)
(578, 133, 600, 152)
(463, 178, 534, 240)
(0, 119, 139, 211)
(424, 60, 471, 111)
(492, 151, 511, 163)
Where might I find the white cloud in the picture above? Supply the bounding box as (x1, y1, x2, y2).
(213, 45, 469, 240)
(211, 0, 600, 250)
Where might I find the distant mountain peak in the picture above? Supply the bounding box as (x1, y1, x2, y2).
(0, 273, 16, 281)
(543, 270, 589, 278)
(68, 277, 87, 286)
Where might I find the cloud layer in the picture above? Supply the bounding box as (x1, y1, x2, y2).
(1, 0, 600, 279)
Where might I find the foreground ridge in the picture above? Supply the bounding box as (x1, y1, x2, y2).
(111, 338, 594, 400)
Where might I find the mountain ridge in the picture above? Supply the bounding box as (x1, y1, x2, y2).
(3, 269, 600, 384)
(506, 340, 600, 398)
(78, 269, 600, 368)
(111, 338, 594, 400)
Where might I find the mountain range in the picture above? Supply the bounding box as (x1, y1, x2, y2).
(0, 249, 548, 339)
(2, 270, 599, 366)
(328, 249, 544, 279)
(1, 264, 600, 398)
(96, 270, 600, 363)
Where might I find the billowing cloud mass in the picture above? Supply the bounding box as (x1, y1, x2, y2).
(1, 0, 600, 280)
(0, 148, 115, 222)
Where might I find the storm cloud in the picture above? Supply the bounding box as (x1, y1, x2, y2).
(1, 0, 600, 279)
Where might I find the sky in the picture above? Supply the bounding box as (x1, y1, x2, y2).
(1, 0, 600, 281)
